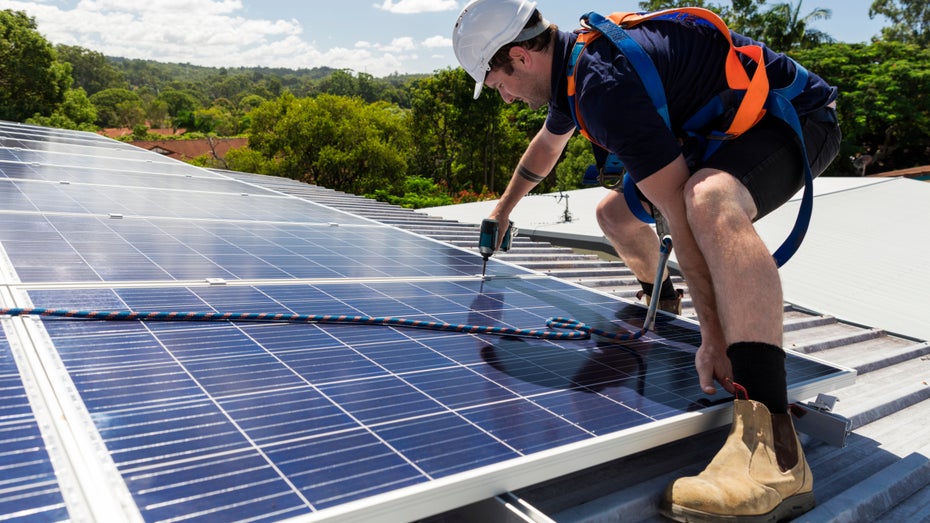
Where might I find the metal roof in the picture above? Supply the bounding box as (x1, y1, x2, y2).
(216, 169, 930, 522)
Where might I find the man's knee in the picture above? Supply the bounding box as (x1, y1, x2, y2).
(595, 191, 640, 233)
(684, 171, 757, 228)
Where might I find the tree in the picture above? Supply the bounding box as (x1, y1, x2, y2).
(318, 69, 360, 98)
(157, 89, 201, 117)
(156, 89, 201, 131)
(555, 135, 597, 191)
(246, 93, 411, 195)
(238, 94, 266, 112)
(56, 45, 126, 95)
(88, 88, 143, 127)
(761, 1, 833, 51)
(145, 98, 170, 129)
(26, 87, 98, 131)
(639, 0, 833, 50)
(0, 10, 72, 122)
(638, 0, 718, 10)
(870, 0, 930, 46)
(791, 41, 930, 173)
(115, 99, 145, 128)
(408, 68, 528, 195)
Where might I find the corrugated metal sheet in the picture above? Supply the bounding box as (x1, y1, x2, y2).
(216, 170, 930, 522)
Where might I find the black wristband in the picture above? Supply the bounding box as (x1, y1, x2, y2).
(516, 164, 545, 183)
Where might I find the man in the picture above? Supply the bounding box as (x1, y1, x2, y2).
(452, 1, 841, 522)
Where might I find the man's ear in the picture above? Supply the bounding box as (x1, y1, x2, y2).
(508, 45, 530, 67)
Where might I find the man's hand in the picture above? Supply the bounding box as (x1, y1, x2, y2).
(695, 341, 734, 395)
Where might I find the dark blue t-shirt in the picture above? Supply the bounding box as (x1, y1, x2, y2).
(545, 16, 838, 181)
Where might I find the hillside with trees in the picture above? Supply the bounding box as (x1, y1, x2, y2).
(2, 0, 929, 208)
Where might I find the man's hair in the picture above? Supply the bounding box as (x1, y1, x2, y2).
(488, 10, 557, 75)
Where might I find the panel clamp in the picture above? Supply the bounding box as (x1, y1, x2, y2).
(790, 393, 852, 448)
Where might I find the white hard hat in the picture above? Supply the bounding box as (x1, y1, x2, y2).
(452, 0, 548, 99)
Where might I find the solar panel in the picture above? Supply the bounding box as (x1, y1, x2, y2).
(0, 120, 854, 522)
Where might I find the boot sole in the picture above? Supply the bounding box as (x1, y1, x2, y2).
(660, 491, 815, 523)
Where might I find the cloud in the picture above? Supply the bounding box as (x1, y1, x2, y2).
(374, 0, 458, 14)
(377, 36, 416, 52)
(0, 0, 452, 76)
(422, 35, 451, 49)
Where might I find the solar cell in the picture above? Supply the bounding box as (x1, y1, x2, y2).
(0, 120, 854, 522)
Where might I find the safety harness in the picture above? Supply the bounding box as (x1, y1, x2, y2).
(568, 8, 814, 267)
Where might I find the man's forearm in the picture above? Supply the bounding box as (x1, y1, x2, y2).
(664, 213, 727, 348)
(492, 127, 571, 218)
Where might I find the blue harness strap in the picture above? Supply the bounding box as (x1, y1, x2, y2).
(585, 12, 671, 128)
(572, 11, 815, 267)
(767, 64, 813, 266)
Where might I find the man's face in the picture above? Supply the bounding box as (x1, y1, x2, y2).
(484, 60, 550, 110)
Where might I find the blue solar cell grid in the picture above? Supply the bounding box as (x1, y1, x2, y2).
(0, 159, 274, 195)
(0, 176, 370, 223)
(0, 122, 127, 152)
(25, 278, 843, 521)
(0, 330, 70, 522)
(0, 214, 527, 283)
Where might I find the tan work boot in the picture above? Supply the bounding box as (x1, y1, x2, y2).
(636, 288, 684, 315)
(660, 399, 815, 522)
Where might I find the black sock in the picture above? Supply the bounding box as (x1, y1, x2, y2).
(638, 277, 677, 299)
(658, 277, 677, 300)
(727, 341, 788, 413)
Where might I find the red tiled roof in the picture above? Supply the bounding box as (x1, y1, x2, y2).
(98, 127, 186, 139)
(130, 138, 249, 161)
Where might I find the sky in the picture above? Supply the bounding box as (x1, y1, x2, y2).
(1, 0, 888, 78)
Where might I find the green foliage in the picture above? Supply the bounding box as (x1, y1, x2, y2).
(55, 45, 126, 95)
(870, 0, 930, 46)
(145, 98, 170, 129)
(639, 0, 833, 51)
(26, 87, 97, 131)
(408, 68, 532, 195)
(555, 135, 597, 190)
(792, 41, 930, 173)
(157, 89, 201, 118)
(246, 93, 410, 195)
(759, 2, 834, 51)
(238, 94, 267, 112)
(131, 124, 148, 140)
(366, 176, 454, 209)
(89, 87, 143, 127)
(225, 146, 285, 177)
(0, 10, 72, 122)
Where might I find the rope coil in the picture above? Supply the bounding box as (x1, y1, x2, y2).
(0, 307, 648, 342)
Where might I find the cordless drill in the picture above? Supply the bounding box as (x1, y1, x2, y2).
(478, 218, 514, 278)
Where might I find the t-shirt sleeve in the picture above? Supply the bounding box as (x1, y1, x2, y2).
(575, 52, 682, 182)
(544, 104, 576, 136)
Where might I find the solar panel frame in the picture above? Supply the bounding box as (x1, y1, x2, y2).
(0, 330, 71, 522)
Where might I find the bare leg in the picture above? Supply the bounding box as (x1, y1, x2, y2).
(595, 190, 662, 284)
(683, 169, 783, 346)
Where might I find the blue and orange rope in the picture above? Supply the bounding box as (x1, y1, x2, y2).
(0, 307, 648, 342)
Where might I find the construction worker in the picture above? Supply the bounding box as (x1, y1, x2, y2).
(452, 1, 841, 521)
